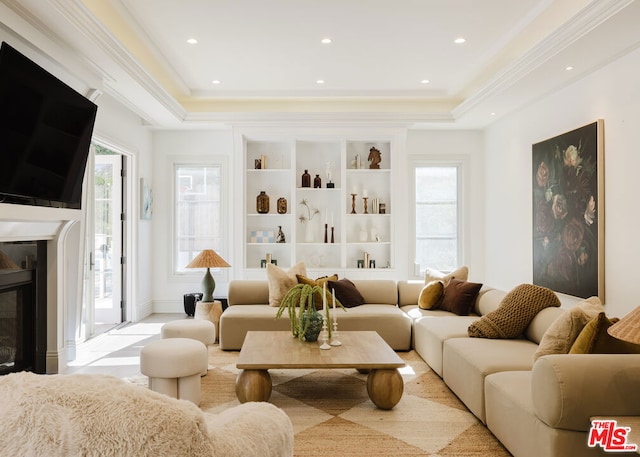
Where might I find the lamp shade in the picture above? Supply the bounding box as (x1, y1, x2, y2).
(185, 249, 231, 269)
(185, 249, 230, 303)
(607, 305, 640, 345)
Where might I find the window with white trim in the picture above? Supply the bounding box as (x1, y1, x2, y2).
(174, 164, 224, 274)
(414, 164, 460, 274)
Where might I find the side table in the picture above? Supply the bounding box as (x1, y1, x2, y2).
(195, 300, 223, 343)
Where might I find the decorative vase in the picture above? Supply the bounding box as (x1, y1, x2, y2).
(277, 197, 287, 214)
(301, 308, 323, 342)
(256, 191, 269, 214)
(305, 221, 314, 242)
(301, 169, 311, 188)
(313, 174, 321, 188)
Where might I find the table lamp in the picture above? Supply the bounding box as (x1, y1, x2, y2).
(186, 249, 230, 302)
(607, 305, 640, 345)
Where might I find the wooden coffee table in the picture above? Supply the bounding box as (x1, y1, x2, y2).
(235, 331, 405, 410)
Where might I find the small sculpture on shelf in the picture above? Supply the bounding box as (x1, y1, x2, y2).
(368, 147, 381, 169)
(325, 161, 335, 188)
(276, 225, 286, 243)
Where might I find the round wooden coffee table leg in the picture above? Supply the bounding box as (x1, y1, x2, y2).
(235, 369, 272, 403)
(366, 369, 403, 410)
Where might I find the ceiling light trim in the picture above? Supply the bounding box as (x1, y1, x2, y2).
(453, 0, 636, 120)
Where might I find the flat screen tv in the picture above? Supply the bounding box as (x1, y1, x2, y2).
(0, 42, 97, 209)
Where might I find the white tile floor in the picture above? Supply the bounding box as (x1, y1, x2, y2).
(65, 313, 184, 378)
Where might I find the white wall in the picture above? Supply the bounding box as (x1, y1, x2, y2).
(405, 130, 485, 281)
(484, 45, 640, 317)
(151, 129, 234, 313)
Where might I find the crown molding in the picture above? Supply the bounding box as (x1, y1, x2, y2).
(452, 0, 636, 119)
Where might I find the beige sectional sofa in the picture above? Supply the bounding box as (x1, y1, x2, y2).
(220, 279, 412, 351)
(221, 277, 640, 457)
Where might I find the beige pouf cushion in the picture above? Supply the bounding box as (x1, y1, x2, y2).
(161, 319, 216, 346)
(140, 338, 208, 405)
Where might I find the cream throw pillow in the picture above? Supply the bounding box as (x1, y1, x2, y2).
(425, 265, 469, 286)
(267, 262, 307, 307)
(533, 296, 604, 361)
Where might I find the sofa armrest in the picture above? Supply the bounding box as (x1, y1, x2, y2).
(532, 354, 640, 431)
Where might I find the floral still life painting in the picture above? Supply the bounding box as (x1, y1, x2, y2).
(532, 120, 604, 300)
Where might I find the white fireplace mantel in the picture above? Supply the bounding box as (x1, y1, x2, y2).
(0, 202, 85, 373)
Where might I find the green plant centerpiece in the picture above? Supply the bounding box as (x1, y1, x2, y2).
(276, 283, 345, 342)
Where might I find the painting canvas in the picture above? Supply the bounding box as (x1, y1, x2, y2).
(532, 120, 604, 300)
(141, 178, 153, 220)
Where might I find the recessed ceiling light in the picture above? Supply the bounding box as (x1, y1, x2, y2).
(321, 38, 332, 44)
(211, 80, 221, 85)
(420, 79, 430, 84)
(454, 37, 466, 44)
(187, 38, 198, 44)
(316, 79, 325, 84)
(490, 112, 496, 116)
(565, 66, 574, 71)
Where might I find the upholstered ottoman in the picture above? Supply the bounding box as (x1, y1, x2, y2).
(140, 338, 208, 405)
(161, 319, 216, 346)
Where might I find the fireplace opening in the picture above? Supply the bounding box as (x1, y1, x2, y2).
(0, 241, 47, 375)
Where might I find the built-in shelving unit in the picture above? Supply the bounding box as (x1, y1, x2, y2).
(239, 133, 397, 277)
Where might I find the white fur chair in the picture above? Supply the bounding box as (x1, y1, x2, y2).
(0, 371, 293, 457)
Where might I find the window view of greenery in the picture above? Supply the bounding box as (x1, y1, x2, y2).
(415, 166, 459, 273)
(175, 165, 222, 273)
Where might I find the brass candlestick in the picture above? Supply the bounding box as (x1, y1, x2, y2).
(363, 197, 369, 214)
(350, 193, 357, 214)
(324, 223, 328, 243)
(331, 226, 335, 243)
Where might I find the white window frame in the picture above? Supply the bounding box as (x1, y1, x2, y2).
(411, 159, 464, 278)
(172, 157, 229, 282)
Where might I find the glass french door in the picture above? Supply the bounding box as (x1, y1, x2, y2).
(84, 147, 124, 338)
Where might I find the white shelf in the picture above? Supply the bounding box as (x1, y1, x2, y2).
(242, 135, 395, 273)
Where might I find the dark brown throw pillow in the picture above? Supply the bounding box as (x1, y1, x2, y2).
(327, 278, 365, 308)
(438, 278, 483, 316)
(468, 283, 560, 338)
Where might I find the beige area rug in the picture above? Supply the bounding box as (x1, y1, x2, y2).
(192, 345, 512, 457)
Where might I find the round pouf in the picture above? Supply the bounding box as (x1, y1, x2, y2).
(140, 338, 208, 405)
(161, 319, 216, 346)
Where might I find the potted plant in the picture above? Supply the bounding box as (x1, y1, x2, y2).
(276, 283, 345, 342)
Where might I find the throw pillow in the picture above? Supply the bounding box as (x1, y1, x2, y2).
(425, 265, 469, 286)
(418, 280, 445, 310)
(296, 274, 339, 309)
(327, 278, 365, 308)
(266, 262, 307, 307)
(438, 278, 482, 316)
(569, 312, 640, 354)
(533, 296, 603, 361)
(468, 283, 560, 339)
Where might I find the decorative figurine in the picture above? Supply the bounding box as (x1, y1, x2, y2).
(368, 147, 381, 169)
(276, 225, 286, 243)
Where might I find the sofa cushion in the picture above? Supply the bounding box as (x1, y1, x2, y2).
(569, 312, 640, 354)
(327, 278, 365, 308)
(438, 279, 482, 316)
(468, 284, 560, 339)
(296, 273, 338, 308)
(266, 262, 306, 307)
(533, 296, 603, 361)
(425, 265, 468, 286)
(418, 280, 444, 309)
